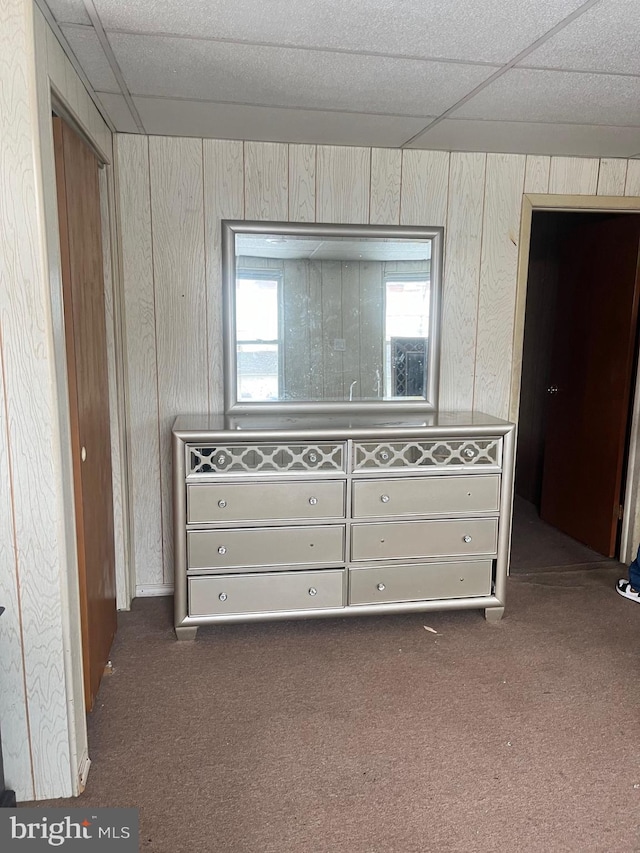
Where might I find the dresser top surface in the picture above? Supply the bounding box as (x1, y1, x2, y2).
(173, 411, 514, 441)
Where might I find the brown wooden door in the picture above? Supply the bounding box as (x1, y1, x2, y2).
(53, 117, 116, 712)
(540, 215, 640, 556)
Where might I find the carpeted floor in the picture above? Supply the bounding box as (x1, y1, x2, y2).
(28, 505, 640, 852)
(510, 497, 612, 573)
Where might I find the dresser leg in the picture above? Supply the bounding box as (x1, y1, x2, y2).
(175, 626, 198, 640)
(484, 606, 505, 623)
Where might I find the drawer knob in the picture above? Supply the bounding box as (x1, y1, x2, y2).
(380, 494, 390, 503)
(376, 583, 386, 591)
(216, 454, 227, 466)
(218, 592, 228, 602)
(309, 497, 318, 506)
(463, 448, 476, 459)
(379, 451, 390, 461)
(218, 499, 227, 509)
(308, 587, 318, 596)
(463, 535, 472, 543)
(218, 546, 227, 555)
(308, 453, 318, 463)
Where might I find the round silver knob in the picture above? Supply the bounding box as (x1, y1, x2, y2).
(218, 546, 227, 555)
(308, 587, 317, 596)
(377, 583, 386, 591)
(463, 448, 476, 459)
(308, 453, 318, 463)
(380, 494, 390, 503)
(309, 497, 318, 506)
(463, 535, 472, 543)
(218, 592, 228, 602)
(379, 451, 390, 461)
(216, 454, 227, 466)
(218, 499, 227, 508)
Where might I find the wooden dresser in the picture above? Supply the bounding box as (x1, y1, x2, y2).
(173, 412, 516, 639)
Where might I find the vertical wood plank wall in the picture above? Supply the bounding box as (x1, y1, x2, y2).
(117, 137, 640, 595)
(0, 1, 114, 801)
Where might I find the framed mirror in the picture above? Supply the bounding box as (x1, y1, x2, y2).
(222, 220, 443, 414)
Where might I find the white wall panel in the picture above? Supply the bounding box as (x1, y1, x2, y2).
(597, 159, 628, 196)
(549, 156, 599, 194)
(45, 21, 66, 94)
(625, 160, 640, 196)
(0, 350, 33, 799)
(100, 168, 127, 607)
(474, 153, 526, 419)
(116, 136, 163, 589)
(288, 144, 316, 223)
(244, 141, 288, 220)
(203, 139, 244, 415)
(316, 145, 370, 223)
(369, 148, 401, 225)
(440, 152, 486, 411)
(400, 150, 449, 226)
(524, 155, 550, 194)
(149, 136, 208, 583)
(63, 54, 81, 121)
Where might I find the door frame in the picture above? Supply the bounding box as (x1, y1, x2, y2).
(35, 65, 131, 793)
(511, 193, 640, 564)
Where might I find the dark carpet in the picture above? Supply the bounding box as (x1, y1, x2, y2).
(29, 508, 640, 852)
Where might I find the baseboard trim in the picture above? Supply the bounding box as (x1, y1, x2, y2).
(136, 584, 174, 598)
(77, 750, 91, 795)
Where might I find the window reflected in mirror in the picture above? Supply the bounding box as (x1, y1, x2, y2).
(235, 272, 281, 401)
(223, 222, 443, 413)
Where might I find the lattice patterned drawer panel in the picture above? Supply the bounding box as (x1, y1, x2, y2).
(187, 442, 345, 476)
(352, 438, 502, 471)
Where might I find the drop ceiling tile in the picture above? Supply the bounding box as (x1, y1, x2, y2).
(407, 118, 640, 158)
(96, 92, 140, 133)
(94, 0, 585, 64)
(520, 0, 640, 75)
(60, 25, 121, 93)
(45, 0, 91, 25)
(133, 97, 431, 146)
(453, 68, 640, 127)
(111, 33, 496, 116)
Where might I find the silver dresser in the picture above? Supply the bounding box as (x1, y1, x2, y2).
(173, 412, 516, 639)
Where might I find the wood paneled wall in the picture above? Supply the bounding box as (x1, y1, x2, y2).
(117, 136, 640, 594)
(0, 0, 114, 801)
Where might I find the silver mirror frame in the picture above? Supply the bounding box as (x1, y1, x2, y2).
(222, 220, 443, 414)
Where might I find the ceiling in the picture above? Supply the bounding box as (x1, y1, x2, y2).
(40, 0, 640, 157)
(236, 235, 431, 261)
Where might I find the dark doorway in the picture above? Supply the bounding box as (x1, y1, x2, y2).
(515, 210, 640, 559)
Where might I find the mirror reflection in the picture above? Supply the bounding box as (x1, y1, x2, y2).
(223, 223, 443, 412)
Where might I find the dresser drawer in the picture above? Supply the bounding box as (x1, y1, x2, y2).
(189, 569, 345, 616)
(349, 560, 492, 605)
(188, 525, 345, 570)
(187, 441, 345, 476)
(188, 480, 345, 523)
(352, 474, 499, 518)
(351, 518, 498, 561)
(352, 437, 502, 471)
